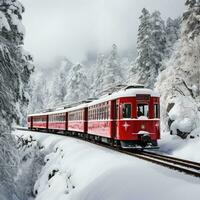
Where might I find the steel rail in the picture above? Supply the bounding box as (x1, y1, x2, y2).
(141, 151, 200, 170)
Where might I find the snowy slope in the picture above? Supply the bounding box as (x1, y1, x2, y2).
(14, 130, 200, 200)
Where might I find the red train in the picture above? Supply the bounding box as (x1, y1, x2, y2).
(28, 85, 160, 149)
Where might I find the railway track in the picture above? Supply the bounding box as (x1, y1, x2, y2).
(124, 150, 200, 177)
(16, 127, 200, 178)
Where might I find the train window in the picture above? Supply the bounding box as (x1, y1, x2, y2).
(107, 106, 109, 119)
(97, 108, 99, 120)
(137, 104, 149, 118)
(103, 107, 105, 120)
(115, 104, 119, 119)
(122, 104, 132, 118)
(154, 104, 159, 118)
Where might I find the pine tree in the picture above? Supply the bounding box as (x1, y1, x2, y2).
(185, 0, 197, 8)
(183, 0, 200, 39)
(91, 53, 106, 97)
(49, 59, 73, 106)
(28, 75, 49, 113)
(0, 0, 33, 199)
(129, 9, 167, 88)
(64, 63, 89, 104)
(136, 8, 152, 74)
(165, 17, 181, 57)
(150, 11, 166, 73)
(92, 44, 124, 97)
(103, 44, 124, 90)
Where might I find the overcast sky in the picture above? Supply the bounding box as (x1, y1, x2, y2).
(20, 0, 185, 66)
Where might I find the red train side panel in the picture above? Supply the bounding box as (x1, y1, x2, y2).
(48, 113, 66, 130)
(87, 101, 112, 138)
(68, 108, 87, 133)
(32, 115, 48, 129)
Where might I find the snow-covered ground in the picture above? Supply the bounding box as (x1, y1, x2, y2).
(14, 130, 200, 200)
(159, 132, 200, 162)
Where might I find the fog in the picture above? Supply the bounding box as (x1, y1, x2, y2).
(20, 0, 185, 66)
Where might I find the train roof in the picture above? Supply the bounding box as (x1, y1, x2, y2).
(28, 87, 159, 117)
(87, 87, 159, 107)
(28, 103, 88, 117)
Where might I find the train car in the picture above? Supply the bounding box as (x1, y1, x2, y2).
(48, 111, 67, 131)
(67, 104, 88, 133)
(87, 85, 160, 148)
(31, 114, 48, 130)
(87, 101, 112, 138)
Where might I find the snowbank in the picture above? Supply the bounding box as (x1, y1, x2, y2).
(14, 130, 200, 200)
(159, 132, 200, 162)
(168, 96, 200, 137)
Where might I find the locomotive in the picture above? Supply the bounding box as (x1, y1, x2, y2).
(28, 85, 160, 149)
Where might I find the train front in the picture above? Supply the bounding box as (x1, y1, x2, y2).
(116, 89, 160, 149)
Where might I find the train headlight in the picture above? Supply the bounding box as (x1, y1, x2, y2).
(141, 124, 145, 130)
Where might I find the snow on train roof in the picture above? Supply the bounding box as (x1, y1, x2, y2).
(28, 103, 88, 117)
(87, 88, 159, 106)
(28, 88, 159, 117)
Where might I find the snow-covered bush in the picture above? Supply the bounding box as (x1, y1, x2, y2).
(167, 96, 200, 138)
(16, 135, 46, 200)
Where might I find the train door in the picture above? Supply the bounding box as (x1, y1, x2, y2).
(84, 108, 88, 133)
(65, 112, 68, 131)
(31, 116, 33, 129)
(46, 115, 49, 130)
(111, 100, 117, 138)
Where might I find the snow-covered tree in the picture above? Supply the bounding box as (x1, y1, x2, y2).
(129, 8, 166, 88)
(49, 59, 73, 107)
(185, 0, 197, 8)
(183, 0, 200, 39)
(165, 17, 181, 57)
(151, 11, 166, 72)
(92, 44, 124, 97)
(28, 74, 49, 113)
(155, 0, 200, 137)
(64, 63, 89, 104)
(90, 53, 106, 97)
(0, 0, 33, 199)
(103, 44, 124, 89)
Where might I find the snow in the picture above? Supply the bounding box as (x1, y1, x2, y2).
(0, 11, 11, 31)
(13, 130, 200, 200)
(87, 87, 159, 106)
(166, 96, 200, 135)
(159, 132, 200, 162)
(10, 13, 25, 35)
(138, 116, 148, 120)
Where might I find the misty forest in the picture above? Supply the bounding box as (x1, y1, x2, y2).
(0, 0, 200, 200)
